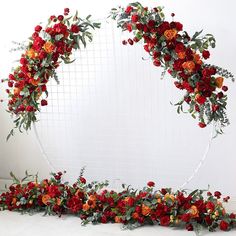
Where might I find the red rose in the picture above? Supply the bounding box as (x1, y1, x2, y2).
(214, 191, 221, 199)
(80, 177, 86, 184)
(147, 20, 155, 28)
(186, 224, 193, 231)
(202, 50, 210, 59)
(147, 181, 155, 187)
(206, 201, 215, 211)
(153, 59, 161, 67)
(198, 122, 206, 128)
(131, 14, 139, 23)
(35, 25, 42, 32)
(164, 54, 171, 62)
(125, 6, 133, 14)
(175, 43, 185, 53)
(136, 23, 143, 31)
(58, 15, 64, 21)
(20, 58, 28, 65)
(71, 24, 80, 33)
(160, 216, 170, 226)
(174, 22, 183, 31)
(219, 220, 229, 231)
(126, 23, 132, 32)
(26, 105, 34, 112)
(101, 215, 107, 223)
(41, 99, 48, 106)
(160, 188, 167, 195)
(181, 213, 191, 223)
(64, 8, 70, 16)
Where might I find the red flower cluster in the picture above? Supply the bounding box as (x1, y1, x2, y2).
(3, 9, 100, 138)
(111, 3, 234, 134)
(0, 171, 235, 232)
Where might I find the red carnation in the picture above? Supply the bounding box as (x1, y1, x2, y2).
(198, 122, 206, 128)
(131, 14, 139, 23)
(147, 181, 155, 187)
(202, 50, 210, 59)
(35, 25, 42, 32)
(219, 220, 229, 231)
(41, 99, 48, 106)
(71, 24, 80, 33)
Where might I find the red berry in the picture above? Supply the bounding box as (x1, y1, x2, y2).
(171, 13, 175, 17)
(58, 15, 64, 21)
(41, 99, 48, 106)
(153, 59, 161, 67)
(128, 38, 133, 45)
(222, 86, 228, 92)
(122, 40, 127, 45)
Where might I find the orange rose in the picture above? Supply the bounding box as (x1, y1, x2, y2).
(14, 87, 21, 96)
(215, 77, 224, 88)
(182, 61, 195, 72)
(142, 204, 151, 216)
(164, 29, 177, 41)
(115, 216, 122, 223)
(29, 78, 40, 86)
(193, 53, 202, 65)
(190, 205, 199, 218)
(43, 41, 55, 53)
(26, 48, 37, 59)
(82, 203, 90, 211)
(132, 212, 139, 219)
(177, 51, 186, 59)
(89, 195, 97, 201)
(12, 197, 17, 204)
(42, 194, 51, 205)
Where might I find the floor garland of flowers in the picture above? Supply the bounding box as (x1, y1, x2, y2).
(0, 170, 235, 233)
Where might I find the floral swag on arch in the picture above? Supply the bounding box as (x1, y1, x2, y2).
(0, 2, 235, 234)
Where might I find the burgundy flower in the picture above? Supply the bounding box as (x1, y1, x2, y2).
(147, 181, 155, 187)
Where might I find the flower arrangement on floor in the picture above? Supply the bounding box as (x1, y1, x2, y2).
(2, 8, 100, 140)
(110, 2, 234, 134)
(0, 170, 235, 233)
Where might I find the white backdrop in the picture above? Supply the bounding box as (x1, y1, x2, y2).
(0, 0, 236, 196)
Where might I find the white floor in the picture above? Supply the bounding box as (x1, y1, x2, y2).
(0, 211, 235, 236)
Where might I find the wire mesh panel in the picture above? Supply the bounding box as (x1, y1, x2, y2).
(35, 20, 210, 189)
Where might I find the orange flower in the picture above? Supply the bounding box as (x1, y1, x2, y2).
(193, 53, 202, 65)
(164, 29, 177, 41)
(177, 51, 186, 59)
(42, 194, 51, 205)
(115, 216, 122, 223)
(12, 197, 17, 204)
(182, 61, 195, 72)
(82, 203, 90, 211)
(14, 87, 21, 96)
(142, 204, 151, 216)
(89, 195, 97, 201)
(43, 41, 55, 53)
(26, 48, 37, 59)
(56, 198, 61, 206)
(215, 77, 224, 88)
(190, 205, 199, 218)
(29, 78, 40, 86)
(132, 212, 139, 219)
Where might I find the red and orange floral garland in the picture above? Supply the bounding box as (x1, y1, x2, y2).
(110, 2, 234, 134)
(2, 8, 100, 139)
(0, 170, 235, 232)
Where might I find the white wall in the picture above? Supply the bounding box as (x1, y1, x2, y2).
(0, 0, 236, 198)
